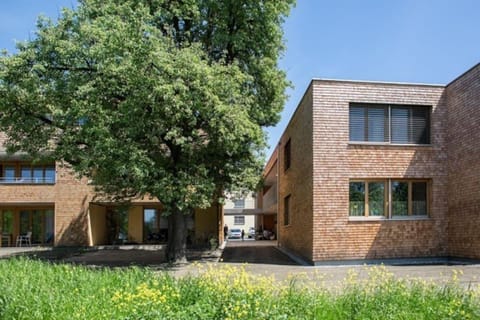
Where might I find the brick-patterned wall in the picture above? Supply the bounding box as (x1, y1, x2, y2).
(278, 85, 314, 261)
(446, 64, 480, 258)
(311, 81, 448, 262)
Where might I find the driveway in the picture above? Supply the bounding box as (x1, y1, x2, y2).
(220, 240, 298, 265)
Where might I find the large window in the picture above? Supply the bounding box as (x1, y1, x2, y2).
(18, 208, 54, 244)
(0, 163, 55, 184)
(349, 179, 429, 218)
(349, 104, 430, 144)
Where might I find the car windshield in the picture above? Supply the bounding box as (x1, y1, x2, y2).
(231, 229, 241, 233)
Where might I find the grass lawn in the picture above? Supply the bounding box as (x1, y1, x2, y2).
(0, 257, 479, 319)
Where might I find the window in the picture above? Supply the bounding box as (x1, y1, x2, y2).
(234, 216, 245, 225)
(349, 104, 430, 144)
(3, 166, 15, 183)
(2, 164, 56, 184)
(233, 199, 245, 209)
(349, 179, 429, 218)
(284, 139, 291, 171)
(349, 181, 386, 217)
(143, 208, 168, 243)
(284, 195, 291, 226)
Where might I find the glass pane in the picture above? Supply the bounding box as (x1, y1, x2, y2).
(32, 210, 42, 243)
(392, 181, 408, 216)
(4, 166, 15, 182)
(412, 108, 430, 144)
(21, 166, 31, 180)
(368, 182, 385, 216)
(349, 182, 365, 216)
(412, 182, 427, 215)
(45, 167, 56, 183)
(144, 209, 158, 242)
(391, 107, 409, 143)
(2, 210, 13, 233)
(367, 107, 386, 142)
(44, 209, 54, 244)
(20, 210, 30, 235)
(349, 107, 365, 141)
(33, 167, 43, 183)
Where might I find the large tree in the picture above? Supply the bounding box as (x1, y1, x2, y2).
(0, 0, 294, 262)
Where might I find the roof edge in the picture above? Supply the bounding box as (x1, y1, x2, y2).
(312, 78, 445, 87)
(446, 62, 480, 87)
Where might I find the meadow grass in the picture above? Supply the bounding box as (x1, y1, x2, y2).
(0, 257, 479, 319)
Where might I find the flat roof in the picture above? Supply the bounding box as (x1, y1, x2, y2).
(312, 78, 445, 87)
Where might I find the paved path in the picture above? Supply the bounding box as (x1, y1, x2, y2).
(3, 246, 480, 288)
(220, 240, 297, 265)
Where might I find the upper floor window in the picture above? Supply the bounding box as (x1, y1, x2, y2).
(349, 103, 431, 144)
(284, 138, 291, 171)
(233, 199, 245, 209)
(0, 163, 55, 184)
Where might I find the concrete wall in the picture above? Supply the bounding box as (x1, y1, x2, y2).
(446, 64, 480, 258)
(277, 85, 314, 261)
(310, 80, 448, 262)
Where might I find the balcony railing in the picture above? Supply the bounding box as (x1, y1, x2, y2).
(0, 177, 55, 184)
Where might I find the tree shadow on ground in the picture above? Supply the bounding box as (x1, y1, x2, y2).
(1, 246, 221, 271)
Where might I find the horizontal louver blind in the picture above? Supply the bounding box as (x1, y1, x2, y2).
(350, 104, 430, 144)
(412, 108, 430, 144)
(349, 106, 366, 141)
(367, 107, 388, 142)
(391, 107, 409, 143)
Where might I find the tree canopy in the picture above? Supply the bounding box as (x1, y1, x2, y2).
(0, 0, 294, 261)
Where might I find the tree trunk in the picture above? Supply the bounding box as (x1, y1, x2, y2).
(166, 206, 189, 263)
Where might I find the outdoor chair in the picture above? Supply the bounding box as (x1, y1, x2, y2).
(16, 231, 32, 247)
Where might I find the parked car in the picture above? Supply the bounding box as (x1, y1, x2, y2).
(228, 228, 242, 239)
(248, 227, 256, 239)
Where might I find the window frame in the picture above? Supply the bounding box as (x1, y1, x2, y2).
(349, 179, 430, 220)
(349, 103, 431, 145)
(233, 216, 245, 225)
(0, 162, 56, 184)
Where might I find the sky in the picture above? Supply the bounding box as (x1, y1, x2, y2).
(1, 0, 479, 158)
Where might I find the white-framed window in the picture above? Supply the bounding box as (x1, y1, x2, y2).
(234, 216, 245, 225)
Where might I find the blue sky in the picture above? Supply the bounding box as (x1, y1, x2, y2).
(1, 0, 479, 157)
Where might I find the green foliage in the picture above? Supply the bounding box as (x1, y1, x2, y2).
(0, 258, 479, 319)
(0, 0, 295, 214)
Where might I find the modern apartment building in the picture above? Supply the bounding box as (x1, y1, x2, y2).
(0, 136, 222, 247)
(262, 63, 479, 265)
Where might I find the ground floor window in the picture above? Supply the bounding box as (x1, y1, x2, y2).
(349, 179, 429, 218)
(234, 216, 245, 225)
(106, 207, 129, 244)
(19, 208, 54, 244)
(143, 208, 168, 243)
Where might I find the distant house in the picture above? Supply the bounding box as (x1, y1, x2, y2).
(259, 63, 480, 265)
(223, 193, 257, 237)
